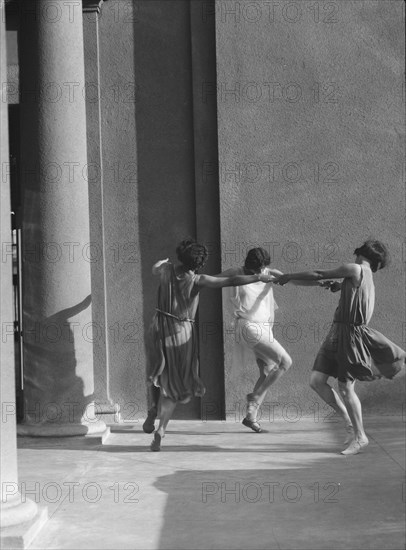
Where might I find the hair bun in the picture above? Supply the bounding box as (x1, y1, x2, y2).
(176, 238, 208, 271)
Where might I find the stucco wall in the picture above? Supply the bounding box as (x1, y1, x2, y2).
(215, 0, 405, 417)
(97, 0, 199, 419)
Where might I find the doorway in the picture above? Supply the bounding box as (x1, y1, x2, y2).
(133, 1, 224, 419)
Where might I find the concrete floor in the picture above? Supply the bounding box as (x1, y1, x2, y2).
(13, 415, 406, 550)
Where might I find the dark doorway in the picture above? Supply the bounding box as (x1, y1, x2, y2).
(134, 1, 224, 419)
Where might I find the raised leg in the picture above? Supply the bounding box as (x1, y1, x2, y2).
(243, 351, 292, 433)
(251, 352, 292, 405)
(252, 358, 267, 393)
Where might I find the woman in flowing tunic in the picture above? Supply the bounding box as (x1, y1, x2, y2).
(274, 240, 406, 455)
(144, 239, 274, 451)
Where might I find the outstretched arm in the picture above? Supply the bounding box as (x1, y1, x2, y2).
(268, 268, 323, 287)
(274, 264, 361, 286)
(212, 267, 240, 278)
(197, 272, 274, 289)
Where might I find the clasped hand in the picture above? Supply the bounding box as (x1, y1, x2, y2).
(320, 280, 341, 292)
(273, 274, 290, 286)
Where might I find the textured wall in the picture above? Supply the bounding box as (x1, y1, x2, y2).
(215, 0, 405, 417)
(97, 0, 198, 419)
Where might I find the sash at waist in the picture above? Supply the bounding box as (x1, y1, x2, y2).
(156, 308, 195, 323)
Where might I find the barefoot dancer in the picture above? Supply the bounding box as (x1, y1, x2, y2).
(274, 240, 406, 455)
(144, 239, 274, 451)
(218, 247, 321, 433)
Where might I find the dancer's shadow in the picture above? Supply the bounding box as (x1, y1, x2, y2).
(152, 467, 340, 550)
(20, 295, 93, 431)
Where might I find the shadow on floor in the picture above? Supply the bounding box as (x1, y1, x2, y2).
(152, 465, 405, 550)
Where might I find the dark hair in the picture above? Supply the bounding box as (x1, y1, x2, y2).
(176, 238, 208, 271)
(354, 240, 389, 272)
(244, 247, 271, 273)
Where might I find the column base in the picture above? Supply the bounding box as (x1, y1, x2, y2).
(1, 505, 47, 549)
(17, 419, 107, 437)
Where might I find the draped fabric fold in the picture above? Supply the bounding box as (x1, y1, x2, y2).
(330, 266, 405, 381)
(145, 263, 205, 403)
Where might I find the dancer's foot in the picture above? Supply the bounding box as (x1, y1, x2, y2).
(246, 393, 260, 422)
(341, 436, 369, 456)
(150, 432, 162, 452)
(343, 425, 354, 445)
(143, 408, 157, 434)
(242, 417, 262, 433)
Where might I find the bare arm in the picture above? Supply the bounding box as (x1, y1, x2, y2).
(196, 272, 273, 289)
(274, 263, 361, 286)
(212, 267, 240, 278)
(268, 268, 322, 287)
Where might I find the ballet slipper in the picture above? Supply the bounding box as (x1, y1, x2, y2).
(341, 436, 369, 456)
(143, 408, 157, 434)
(150, 432, 162, 452)
(242, 417, 262, 433)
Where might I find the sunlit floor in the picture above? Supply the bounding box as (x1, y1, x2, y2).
(12, 416, 406, 549)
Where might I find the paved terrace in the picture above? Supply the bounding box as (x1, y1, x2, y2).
(5, 415, 406, 549)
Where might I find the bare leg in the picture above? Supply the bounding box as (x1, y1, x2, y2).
(250, 353, 292, 405)
(310, 371, 352, 426)
(243, 339, 291, 432)
(143, 385, 160, 433)
(242, 360, 267, 432)
(245, 359, 277, 423)
(252, 358, 267, 394)
(338, 380, 368, 455)
(156, 396, 176, 436)
(243, 354, 292, 432)
(151, 396, 177, 451)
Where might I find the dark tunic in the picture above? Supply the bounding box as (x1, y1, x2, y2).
(313, 265, 406, 382)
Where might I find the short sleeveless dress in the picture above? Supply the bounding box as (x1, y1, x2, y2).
(145, 262, 205, 402)
(228, 268, 287, 367)
(313, 265, 406, 382)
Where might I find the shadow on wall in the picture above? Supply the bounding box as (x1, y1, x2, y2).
(21, 295, 93, 429)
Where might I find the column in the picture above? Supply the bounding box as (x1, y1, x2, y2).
(18, 0, 105, 436)
(0, 0, 46, 543)
(82, 0, 119, 422)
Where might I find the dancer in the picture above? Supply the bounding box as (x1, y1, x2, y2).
(217, 247, 321, 433)
(144, 238, 274, 451)
(274, 240, 406, 455)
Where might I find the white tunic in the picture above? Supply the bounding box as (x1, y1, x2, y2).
(227, 268, 285, 367)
